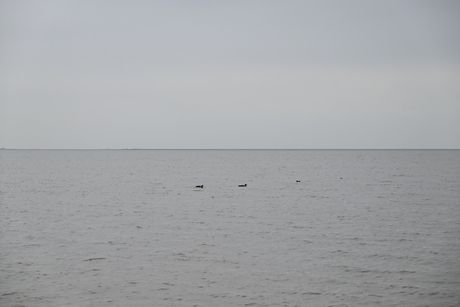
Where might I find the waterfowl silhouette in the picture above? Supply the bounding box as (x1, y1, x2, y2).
(296, 180, 301, 182)
(238, 184, 247, 187)
(195, 185, 204, 188)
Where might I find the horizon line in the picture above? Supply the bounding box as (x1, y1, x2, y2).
(1, 148, 459, 151)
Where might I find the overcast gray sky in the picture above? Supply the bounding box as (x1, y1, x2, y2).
(1, 0, 459, 149)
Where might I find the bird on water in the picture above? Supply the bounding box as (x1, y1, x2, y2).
(238, 184, 247, 187)
(195, 185, 204, 188)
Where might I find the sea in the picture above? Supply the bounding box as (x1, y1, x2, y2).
(1, 149, 459, 307)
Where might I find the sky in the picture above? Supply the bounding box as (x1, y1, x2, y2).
(1, 0, 459, 149)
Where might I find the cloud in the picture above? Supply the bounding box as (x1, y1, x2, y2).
(1, 0, 459, 148)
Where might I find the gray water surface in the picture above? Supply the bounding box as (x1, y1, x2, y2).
(1, 150, 459, 306)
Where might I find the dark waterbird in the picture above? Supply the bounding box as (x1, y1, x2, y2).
(195, 185, 204, 188)
(238, 184, 247, 187)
